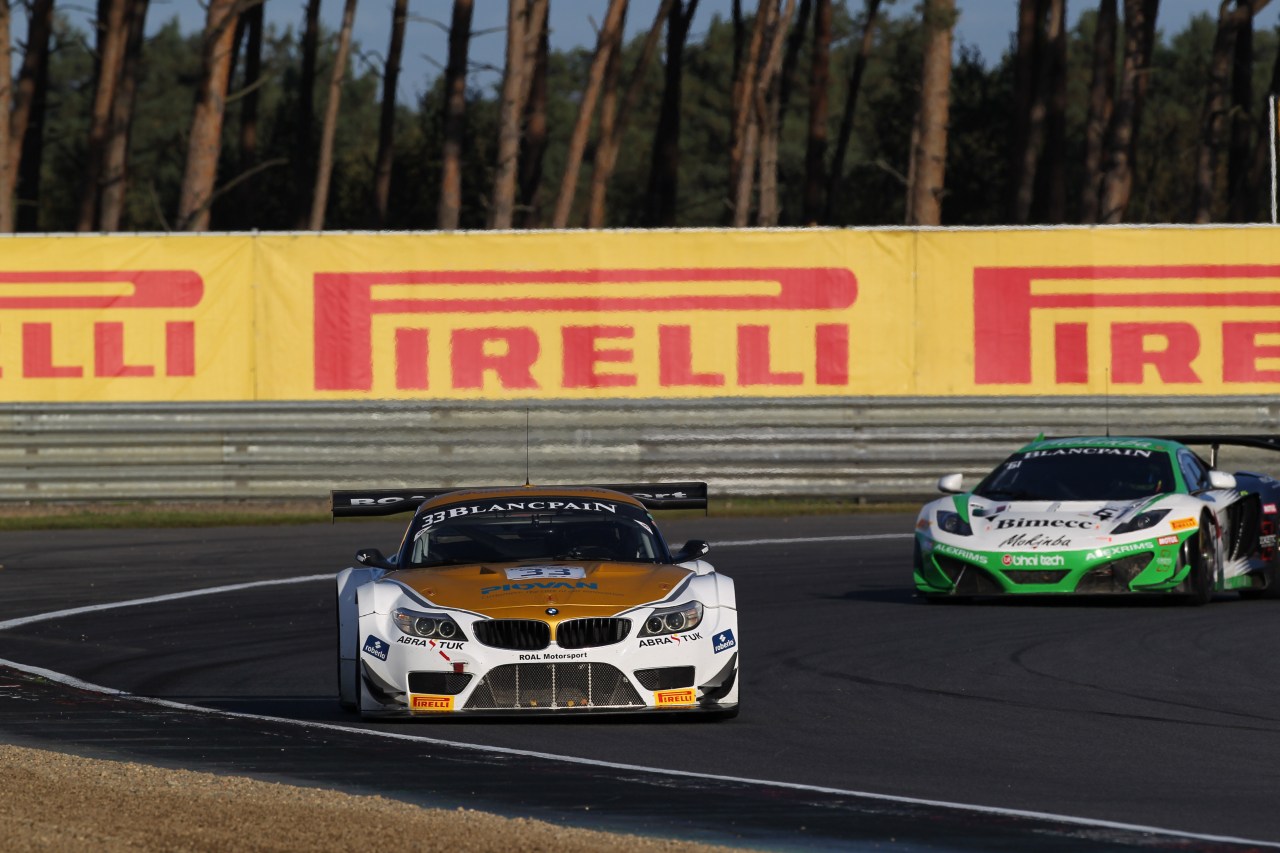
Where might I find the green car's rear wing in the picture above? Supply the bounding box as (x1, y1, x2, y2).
(331, 482, 709, 517)
(1161, 435, 1280, 468)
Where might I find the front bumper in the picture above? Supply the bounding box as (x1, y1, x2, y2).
(914, 534, 1192, 597)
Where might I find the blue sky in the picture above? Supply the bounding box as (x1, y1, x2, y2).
(39, 1, 1280, 105)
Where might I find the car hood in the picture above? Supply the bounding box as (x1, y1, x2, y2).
(390, 561, 693, 619)
(964, 497, 1163, 549)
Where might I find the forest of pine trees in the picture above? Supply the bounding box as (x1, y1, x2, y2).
(0, 0, 1276, 233)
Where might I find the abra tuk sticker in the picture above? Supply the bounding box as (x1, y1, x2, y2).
(362, 635, 390, 661)
(713, 629, 737, 654)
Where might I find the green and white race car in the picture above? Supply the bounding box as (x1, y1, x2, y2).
(914, 435, 1280, 603)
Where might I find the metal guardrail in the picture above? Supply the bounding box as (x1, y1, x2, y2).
(1, 397, 1278, 503)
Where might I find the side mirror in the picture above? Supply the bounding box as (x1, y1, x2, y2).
(356, 548, 396, 570)
(1207, 470, 1237, 490)
(673, 539, 710, 562)
(937, 473, 965, 494)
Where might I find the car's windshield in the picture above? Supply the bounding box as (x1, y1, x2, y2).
(403, 498, 666, 567)
(974, 447, 1176, 502)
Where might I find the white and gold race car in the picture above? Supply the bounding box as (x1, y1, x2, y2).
(333, 483, 739, 718)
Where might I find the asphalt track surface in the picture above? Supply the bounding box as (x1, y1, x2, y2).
(2, 513, 1280, 852)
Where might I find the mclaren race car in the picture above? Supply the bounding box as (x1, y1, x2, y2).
(914, 436, 1280, 602)
(333, 482, 739, 717)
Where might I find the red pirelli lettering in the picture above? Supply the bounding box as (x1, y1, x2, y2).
(313, 267, 857, 391)
(974, 265, 1280, 385)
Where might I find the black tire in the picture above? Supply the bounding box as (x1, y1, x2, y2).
(1181, 519, 1216, 606)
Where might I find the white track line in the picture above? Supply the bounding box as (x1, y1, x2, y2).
(714, 533, 911, 547)
(1, 535, 1274, 849)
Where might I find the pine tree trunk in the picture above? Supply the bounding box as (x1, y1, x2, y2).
(177, 0, 239, 231)
(756, 0, 797, 226)
(100, 0, 150, 232)
(374, 0, 407, 226)
(238, 2, 264, 192)
(801, 0, 831, 224)
(825, 0, 881, 223)
(12, 0, 53, 231)
(647, 0, 701, 226)
(587, 0, 674, 228)
(308, 0, 358, 230)
(1227, 1, 1270, 221)
(0, 0, 12, 232)
(293, 0, 321, 228)
(1193, 0, 1244, 222)
(437, 0, 473, 231)
(729, 0, 767, 224)
(551, 0, 628, 229)
(1098, 0, 1157, 224)
(1080, 0, 1117, 224)
(585, 11, 623, 227)
(76, 0, 130, 231)
(1009, 0, 1040, 221)
(907, 0, 955, 225)
(516, 0, 549, 228)
(1042, 0, 1068, 222)
(490, 0, 531, 229)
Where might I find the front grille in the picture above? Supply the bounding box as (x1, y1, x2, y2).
(463, 662, 645, 710)
(1003, 569, 1070, 585)
(633, 666, 696, 690)
(933, 555, 1004, 594)
(1077, 553, 1153, 593)
(556, 618, 631, 649)
(473, 619, 550, 650)
(407, 671, 473, 696)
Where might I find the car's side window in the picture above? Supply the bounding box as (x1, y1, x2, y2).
(1178, 450, 1210, 493)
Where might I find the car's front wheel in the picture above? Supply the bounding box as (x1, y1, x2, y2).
(1180, 517, 1217, 606)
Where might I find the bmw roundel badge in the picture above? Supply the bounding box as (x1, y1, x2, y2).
(546, 607, 559, 615)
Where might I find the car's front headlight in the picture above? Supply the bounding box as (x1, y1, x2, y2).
(639, 601, 704, 637)
(1111, 509, 1171, 535)
(936, 510, 973, 536)
(392, 608, 468, 641)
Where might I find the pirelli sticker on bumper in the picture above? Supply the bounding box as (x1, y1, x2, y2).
(409, 694, 454, 712)
(654, 688, 697, 707)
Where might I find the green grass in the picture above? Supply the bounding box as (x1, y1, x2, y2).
(0, 496, 918, 531)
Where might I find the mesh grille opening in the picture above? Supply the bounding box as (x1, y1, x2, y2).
(407, 671, 473, 695)
(463, 662, 644, 710)
(633, 666, 696, 691)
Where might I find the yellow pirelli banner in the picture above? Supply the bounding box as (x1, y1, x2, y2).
(0, 227, 1277, 402)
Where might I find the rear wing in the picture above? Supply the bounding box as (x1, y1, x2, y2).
(1161, 435, 1280, 468)
(331, 482, 708, 518)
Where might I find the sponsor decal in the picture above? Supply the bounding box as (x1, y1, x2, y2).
(1265, 503, 1278, 514)
(712, 630, 737, 654)
(396, 637, 464, 651)
(1260, 534, 1277, 548)
(1157, 534, 1180, 545)
(312, 267, 857, 394)
(972, 264, 1280, 388)
(997, 533, 1074, 549)
(1033, 438, 1158, 449)
(409, 694, 454, 712)
(518, 652, 588, 661)
(1001, 553, 1066, 568)
(410, 500, 620, 532)
(1155, 556, 1175, 567)
(1086, 539, 1156, 560)
(638, 631, 702, 648)
(995, 517, 1096, 530)
(0, 270, 202, 383)
(1023, 448, 1152, 459)
(362, 635, 390, 661)
(654, 688, 697, 706)
(505, 566, 587, 580)
(481, 581, 599, 595)
(916, 518, 931, 530)
(933, 543, 989, 565)
(1170, 517, 1197, 531)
